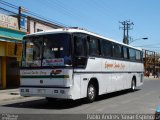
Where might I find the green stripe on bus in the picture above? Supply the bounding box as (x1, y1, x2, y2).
(20, 75, 69, 79)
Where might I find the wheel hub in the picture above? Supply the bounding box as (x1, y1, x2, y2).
(88, 86, 95, 99)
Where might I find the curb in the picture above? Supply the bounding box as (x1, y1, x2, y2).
(0, 89, 19, 94)
(144, 77, 160, 81)
(0, 89, 23, 102)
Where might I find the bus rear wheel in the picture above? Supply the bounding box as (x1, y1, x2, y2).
(86, 83, 96, 103)
(131, 79, 136, 92)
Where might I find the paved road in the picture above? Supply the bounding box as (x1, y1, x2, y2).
(0, 79, 159, 119)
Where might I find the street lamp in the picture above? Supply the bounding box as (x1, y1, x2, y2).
(129, 37, 148, 44)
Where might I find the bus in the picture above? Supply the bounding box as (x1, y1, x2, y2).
(20, 27, 144, 102)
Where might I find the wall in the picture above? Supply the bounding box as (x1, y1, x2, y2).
(29, 20, 55, 34)
(0, 58, 1, 86)
(0, 27, 25, 89)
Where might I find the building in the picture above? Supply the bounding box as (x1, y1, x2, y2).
(143, 49, 160, 77)
(0, 9, 64, 89)
(27, 17, 63, 34)
(0, 13, 26, 89)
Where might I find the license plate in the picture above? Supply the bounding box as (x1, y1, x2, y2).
(37, 89, 46, 94)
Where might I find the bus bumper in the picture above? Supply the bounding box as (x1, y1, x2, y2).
(19, 87, 73, 99)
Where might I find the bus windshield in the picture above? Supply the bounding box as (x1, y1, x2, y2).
(22, 33, 72, 67)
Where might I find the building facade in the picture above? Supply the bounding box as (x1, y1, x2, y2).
(0, 11, 63, 89)
(0, 13, 26, 89)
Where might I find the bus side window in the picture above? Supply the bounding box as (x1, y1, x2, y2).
(74, 34, 88, 68)
(101, 40, 112, 57)
(140, 51, 143, 62)
(136, 50, 141, 62)
(88, 37, 100, 56)
(113, 43, 122, 58)
(74, 36, 87, 57)
(123, 46, 129, 59)
(129, 48, 136, 61)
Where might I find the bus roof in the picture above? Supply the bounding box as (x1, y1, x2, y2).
(24, 27, 142, 51)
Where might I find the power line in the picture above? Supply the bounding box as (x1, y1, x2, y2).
(38, 0, 105, 29)
(0, 0, 18, 9)
(0, 7, 18, 15)
(39, 0, 89, 26)
(91, 0, 116, 20)
(25, 10, 67, 27)
(0, 0, 67, 27)
(56, 0, 89, 20)
(39, 0, 76, 20)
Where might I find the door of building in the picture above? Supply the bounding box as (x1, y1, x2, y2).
(6, 57, 20, 88)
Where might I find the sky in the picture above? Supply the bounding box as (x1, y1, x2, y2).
(1, 0, 160, 52)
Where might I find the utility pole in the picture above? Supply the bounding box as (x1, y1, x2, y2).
(119, 20, 134, 44)
(18, 6, 27, 31)
(18, 6, 22, 30)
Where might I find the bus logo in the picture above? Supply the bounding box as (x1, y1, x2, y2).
(50, 70, 62, 75)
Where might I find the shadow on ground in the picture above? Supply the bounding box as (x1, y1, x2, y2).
(3, 89, 140, 110)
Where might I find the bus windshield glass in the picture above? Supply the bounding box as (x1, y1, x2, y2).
(22, 33, 72, 67)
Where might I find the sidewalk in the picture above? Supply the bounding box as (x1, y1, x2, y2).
(144, 76, 160, 80)
(0, 88, 23, 101)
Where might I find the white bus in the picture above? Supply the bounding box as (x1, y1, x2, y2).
(20, 27, 144, 102)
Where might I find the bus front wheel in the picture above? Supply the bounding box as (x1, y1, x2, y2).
(86, 83, 96, 103)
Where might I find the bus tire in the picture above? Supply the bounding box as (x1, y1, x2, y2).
(131, 79, 136, 92)
(86, 83, 96, 103)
